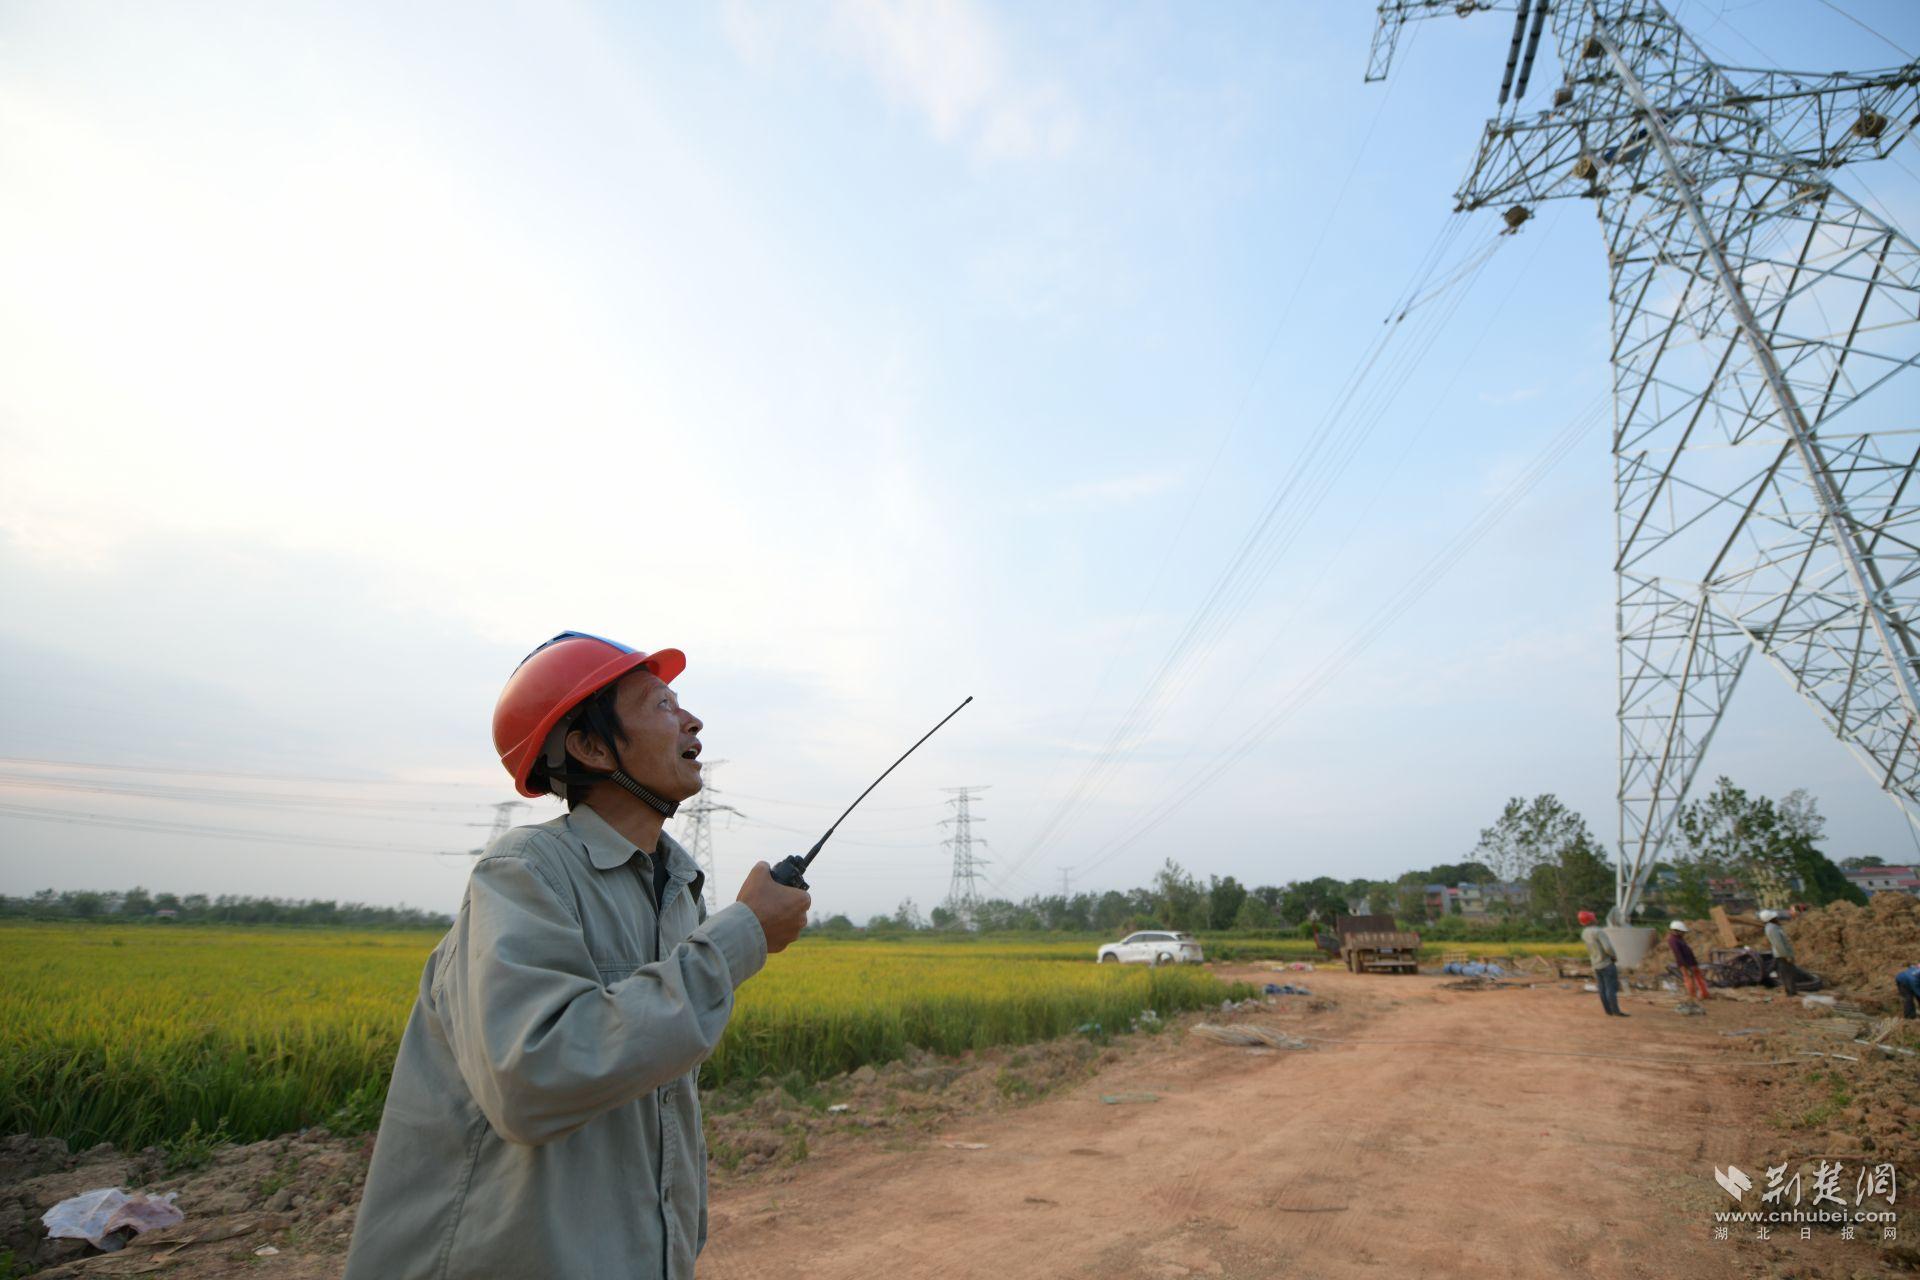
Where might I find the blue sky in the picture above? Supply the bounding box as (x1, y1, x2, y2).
(2, 0, 1917, 922)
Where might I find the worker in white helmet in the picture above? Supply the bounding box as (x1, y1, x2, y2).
(1757, 909, 1805, 996)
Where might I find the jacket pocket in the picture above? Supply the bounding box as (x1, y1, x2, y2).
(593, 961, 639, 987)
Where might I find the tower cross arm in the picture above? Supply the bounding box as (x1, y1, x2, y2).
(1455, 110, 1604, 211)
(1367, 0, 1516, 84)
(1718, 63, 1920, 168)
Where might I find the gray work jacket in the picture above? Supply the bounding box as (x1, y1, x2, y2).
(1580, 925, 1617, 969)
(343, 807, 767, 1280)
(1765, 920, 1795, 963)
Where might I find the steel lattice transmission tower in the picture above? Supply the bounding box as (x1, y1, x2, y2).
(674, 760, 738, 912)
(941, 786, 991, 926)
(1368, 1, 1920, 918)
(468, 800, 529, 855)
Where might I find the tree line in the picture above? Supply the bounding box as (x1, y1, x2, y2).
(0, 779, 1860, 938)
(820, 777, 1863, 938)
(0, 887, 453, 930)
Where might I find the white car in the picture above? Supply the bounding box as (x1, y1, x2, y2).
(1097, 931, 1203, 966)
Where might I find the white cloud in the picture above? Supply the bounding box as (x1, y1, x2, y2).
(722, 0, 1079, 162)
(1477, 386, 1541, 406)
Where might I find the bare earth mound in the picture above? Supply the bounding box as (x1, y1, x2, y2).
(1793, 893, 1920, 1012)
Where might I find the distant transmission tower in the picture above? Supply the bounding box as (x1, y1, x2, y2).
(1369, 1, 1920, 919)
(469, 800, 529, 855)
(675, 760, 738, 911)
(941, 785, 991, 925)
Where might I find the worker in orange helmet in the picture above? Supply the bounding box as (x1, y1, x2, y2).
(1578, 909, 1625, 1017)
(345, 632, 810, 1280)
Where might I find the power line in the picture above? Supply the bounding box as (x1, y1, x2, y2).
(1020, 62, 1409, 832)
(0, 801, 465, 856)
(999, 217, 1505, 886)
(1069, 394, 1609, 882)
(0, 754, 503, 790)
(0, 772, 505, 821)
(1810, 0, 1913, 59)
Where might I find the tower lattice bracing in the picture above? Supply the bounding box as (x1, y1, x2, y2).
(1368, 1, 1920, 916)
(942, 785, 990, 926)
(675, 760, 737, 912)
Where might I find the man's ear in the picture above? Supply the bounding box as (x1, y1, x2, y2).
(565, 726, 616, 772)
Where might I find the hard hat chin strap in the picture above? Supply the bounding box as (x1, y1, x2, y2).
(607, 769, 679, 818)
(539, 722, 679, 817)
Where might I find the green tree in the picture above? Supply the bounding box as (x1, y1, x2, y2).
(1471, 796, 1591, 886)
(1841, 855, 1886, 869)
(1278, 877, 1348, 926)
(1093, 891, 1131, 932)
(1392, 872, 1433, 923)
(1207, 875, 1249, 930)
(1232, 895, 1274, 930)
(1674, 779, 1852, 907)
(1528, 832, 1615, 927)
(1774, 790, 1866, 906)
(1153, 860, 1208, 932)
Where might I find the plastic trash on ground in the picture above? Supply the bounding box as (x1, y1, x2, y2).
(1439, 961, 1506, 977)
(1191, 1023, 1310, 1049)
(1264, 983, 1312, 996)
(42, 1188, 184, 1251)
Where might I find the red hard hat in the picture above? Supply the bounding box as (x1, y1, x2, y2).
(1577, 910, 1597, 926)
(493, 631, 686, 798)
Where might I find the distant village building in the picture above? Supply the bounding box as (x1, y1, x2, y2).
(1706, 876, 1757, 912)
(1843, 864, 1920, 897)
(1424, 881, 1531, 919)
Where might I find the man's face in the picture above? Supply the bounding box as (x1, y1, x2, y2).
(596, 670, 705, 801)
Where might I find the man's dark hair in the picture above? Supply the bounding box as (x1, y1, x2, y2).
(554, 682, 628, 810)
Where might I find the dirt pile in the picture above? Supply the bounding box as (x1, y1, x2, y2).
(1631, 918, 1720, 977)
(1791, 891, 1920, 1011)
(0, 1128, 365, 1276)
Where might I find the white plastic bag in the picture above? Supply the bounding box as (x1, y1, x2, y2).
(42, 1187, 183, 1251)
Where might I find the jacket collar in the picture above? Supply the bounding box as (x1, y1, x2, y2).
(565, 805, 701, 885)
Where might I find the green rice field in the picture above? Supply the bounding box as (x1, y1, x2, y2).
(0, 925, 1250, 1150)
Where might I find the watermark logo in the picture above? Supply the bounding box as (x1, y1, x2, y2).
(1707, 1160, 1900, 1243)
(1714, 1165, 1752, 1201)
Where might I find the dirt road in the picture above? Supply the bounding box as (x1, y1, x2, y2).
(13, 966, 1906, 1278)
(701, 968, 1876, 1280)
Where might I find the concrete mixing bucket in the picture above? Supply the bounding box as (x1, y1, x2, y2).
(1602, 925, 1657, 969)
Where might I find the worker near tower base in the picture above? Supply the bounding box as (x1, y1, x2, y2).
(1579, 910, 1625, 1017)
(344, 632, 811, 1280)
(1666, 920, 1710, 1002)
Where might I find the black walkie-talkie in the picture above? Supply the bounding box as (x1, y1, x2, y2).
(769, 696, 973, 891)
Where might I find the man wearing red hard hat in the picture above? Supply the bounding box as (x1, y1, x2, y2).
(1578, 909, 1625, 1018)
(345, 632, 810, 1280)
